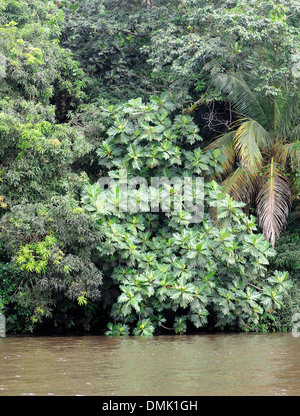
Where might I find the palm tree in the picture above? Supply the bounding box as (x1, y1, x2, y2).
(206, 73, 299, 247)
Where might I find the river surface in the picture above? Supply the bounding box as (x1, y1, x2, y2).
(0, 333, 299, 396)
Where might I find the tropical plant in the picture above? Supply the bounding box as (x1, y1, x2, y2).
(105, 322, 130, 336)
(81, 93, 292, 336)
(206, 72, 300, 246)
(61, 0, 181, 102)
(84, 177, 291, 336)
(0, 197, 103, 331)
(147, 0, 300, 97)
(0, 0, 297, 336)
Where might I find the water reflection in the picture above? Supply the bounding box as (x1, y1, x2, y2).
(0, 333, 299, 396)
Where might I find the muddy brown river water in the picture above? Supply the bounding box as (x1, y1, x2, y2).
(0, 332, 299, 396)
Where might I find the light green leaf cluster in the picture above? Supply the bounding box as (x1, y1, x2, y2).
(81, 95, 291, 336)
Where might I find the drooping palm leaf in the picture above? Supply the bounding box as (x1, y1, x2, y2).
(273, 142, 299, 202)
(208, 72, 298, 245)
(234, 119, 272, 170)
(273, 141, 292, 168)
(205, 130, 236, 176)
(256, 157, 291, 247)
(221, 165, 256, 205)
(213, 73, 270, 126)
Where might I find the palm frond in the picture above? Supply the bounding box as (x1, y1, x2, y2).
(234, 119, 272, 171)
(273, 142, 299, 201)
(222, 165, 257, 205)
(213, 73, 269, 126)
(204, 131, 236, 176)
(273, 141, 293, 168)
(256, 157, 291, 247)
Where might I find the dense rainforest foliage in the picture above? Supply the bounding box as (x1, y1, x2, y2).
(0, 0, 299, 336)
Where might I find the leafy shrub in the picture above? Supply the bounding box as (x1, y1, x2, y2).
(81, 94, 292, 336)
(0, 197, 103, 331)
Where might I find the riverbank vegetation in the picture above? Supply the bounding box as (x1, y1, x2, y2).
(0, 0, 299, 335)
